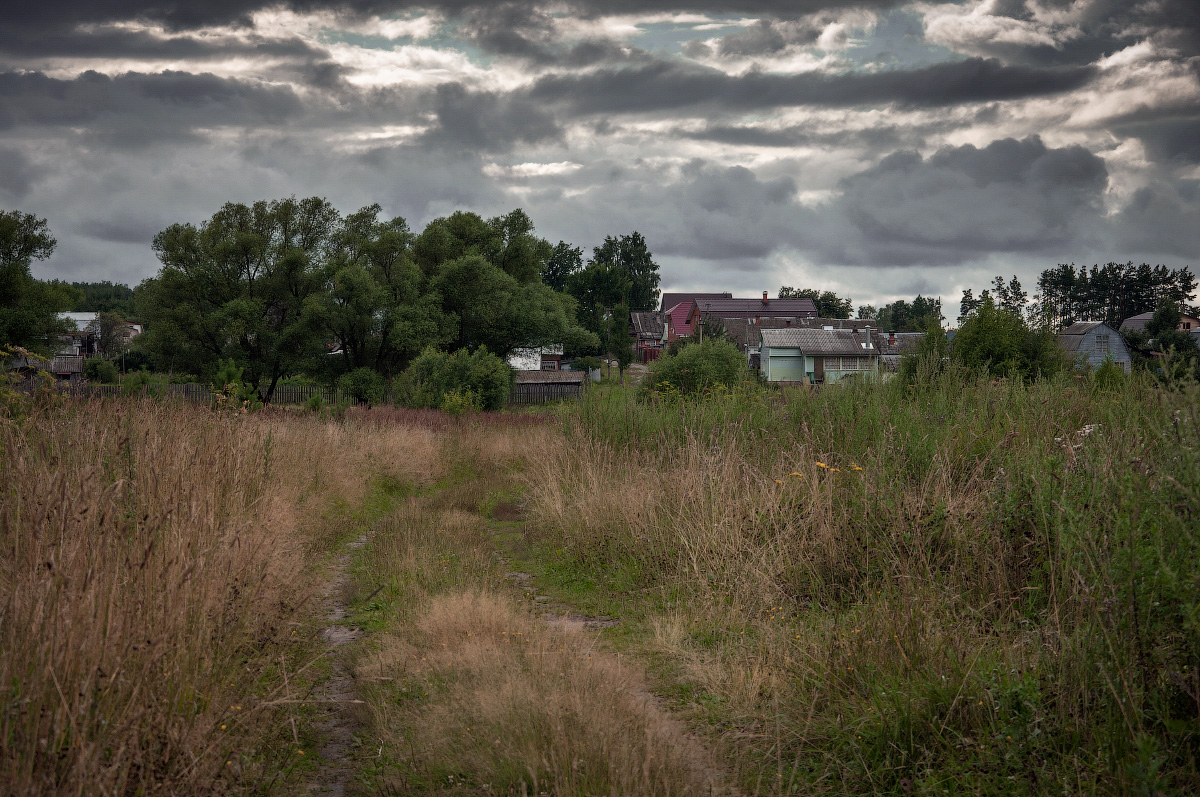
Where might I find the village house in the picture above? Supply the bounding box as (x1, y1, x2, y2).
(1120, 310, 1200, 334)
(759, 327, 880, 384)
(1057, 322, 1132, 372)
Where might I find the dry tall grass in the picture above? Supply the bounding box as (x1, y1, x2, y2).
(0, 397, 442, 795)
(348, 424, 727, 795)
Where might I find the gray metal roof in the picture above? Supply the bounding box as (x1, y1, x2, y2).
(1060, 321, 1105, 335)
(514, 370, 586, 384)
(760, 328, 879, 355)
(630, 311, 665, 338)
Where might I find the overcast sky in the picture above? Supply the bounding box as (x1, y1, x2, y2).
(3, 0, 1197, 308)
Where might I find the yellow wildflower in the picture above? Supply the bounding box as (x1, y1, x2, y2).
(816, 462, 828, 468)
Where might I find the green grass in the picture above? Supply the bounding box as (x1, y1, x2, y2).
(522, 367, 1200, 795)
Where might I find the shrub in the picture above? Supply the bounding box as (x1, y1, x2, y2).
(122, 369, 165, 398)
(642, 338, 746, 397)
(406, 346, 513, 412)
(83, 358, 119, 384)
(337, 367, 386, 406)
(212, 358, 260, 411)
(898, 318, 950, 385)
(440, 387, 482, 416)
(952, 297, 1067, 379)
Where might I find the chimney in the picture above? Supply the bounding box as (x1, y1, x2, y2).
(888, 331, 896, 345)
(762, 291, 768, 306)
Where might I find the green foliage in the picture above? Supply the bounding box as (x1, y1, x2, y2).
(952, 297, 1067, 379)
(1034, 261, 1196, 329)
(305, 393, 325, 413)
(877, 295, 942, 332)
(643, 338, 746, 397)
(897, 318, 950, 384)
(540, 241, 582, 292)
(588, 231, 661, 312)
(83, 358, 119, 384)
(70, 280, 134, 315)
(212, 358, 261, 410)
(608, 302, 634, 379)
(0, 210, 74, 355)
(570, 356, 602, 373)
(560, 369, 1200, 793)
(439, 387, 482, 416)
(406, 346, 513, 412)
(121, 369, 165, 398)
(778, 287, 853, 318)
(1092, 355, 1125, 391)
(337, 367, 385, 406)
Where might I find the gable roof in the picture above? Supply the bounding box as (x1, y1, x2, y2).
(514, 370, 586, 384)
(1057, 321, 1120, 353)
(691, 297, 818, 319)
(665, 302, 695, 336)
(630, 311, 665, 339)
(659, 292, 732, 312)
(760, 328, 879, 356)
(1060, 321, 1106, 336)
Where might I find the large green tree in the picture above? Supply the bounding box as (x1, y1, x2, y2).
(878, 296, 942, 332)
(0, 210, 75, 356)
(136, 197, 338, 400)
(778, 287, 853, 318)
(589, 232, 661, 312)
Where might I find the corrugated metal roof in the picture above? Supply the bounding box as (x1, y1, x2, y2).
(659, 292, 731, 312)
(514, 370, 586, 384)
(760, 328, 879, 355)
(695, 297, 818, 316)
(630, 311, 665, 338)
(1060, 321, 1104, 335)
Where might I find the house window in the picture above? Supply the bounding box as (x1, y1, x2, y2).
(1095, 334, 1109, 353)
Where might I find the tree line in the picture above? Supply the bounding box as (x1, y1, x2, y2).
(959, 264, 1198, 329)
(1, 201, 662, 403)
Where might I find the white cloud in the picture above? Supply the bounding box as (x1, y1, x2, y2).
(482, 161, 583, 177)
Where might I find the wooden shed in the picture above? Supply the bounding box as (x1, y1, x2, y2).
(509, 370, 586, 405)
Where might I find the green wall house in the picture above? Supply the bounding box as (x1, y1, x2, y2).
(759, 328, 881, 383)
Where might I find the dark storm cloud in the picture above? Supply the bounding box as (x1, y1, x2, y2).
(928, 0, 1200, 66)
(527, 58, 1096, 116)
(1112, 183, 1200, 261)
(1109, 115, 1200, 166)
(420, 82, 561, 151)
(0, 70, 304, 133)
(78, 214, 170, 245)
(682, 119, 963, 149)
(0, 146, 37, 201)
(714, 19, 821, 56)
(808, 136, 1110, 266)
(5, 1, 905, 31)
(0, 26, 324, 62)
(454, 3, 647, 67)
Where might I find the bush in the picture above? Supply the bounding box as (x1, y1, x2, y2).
(122, 369, 165, 398)
(642, 338, 746, 397)
(83, 358, 119, 384)
(406, 346, 513, 412)
(337, 367, 385, 406)
(952, 298, 1067, 380)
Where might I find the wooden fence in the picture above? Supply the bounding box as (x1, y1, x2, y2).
(508, 381, 584, 405)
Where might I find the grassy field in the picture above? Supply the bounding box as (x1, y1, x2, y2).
(2, 368, 1197, 795)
